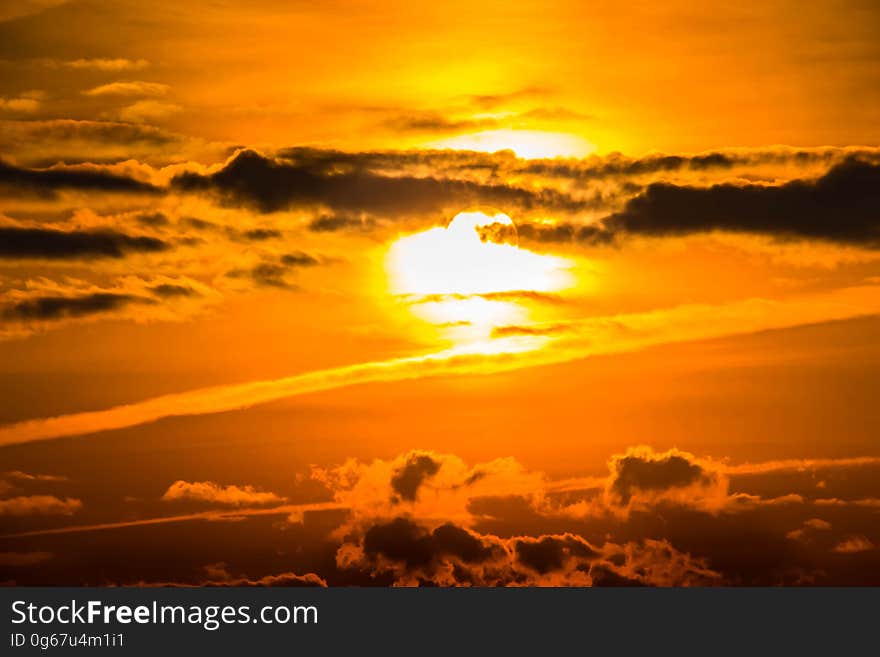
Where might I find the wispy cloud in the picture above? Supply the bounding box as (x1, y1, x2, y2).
(84, 81, 169, 97)
(2, 283, 879, 446)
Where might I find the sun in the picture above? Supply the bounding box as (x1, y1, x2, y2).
(388, 208, 570, 297)
(386, 208, 573, 345)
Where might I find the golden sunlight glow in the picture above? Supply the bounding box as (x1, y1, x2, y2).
(388, 210, 571, 297)
(427, 129, 596, 159)
(387, 209, 574, 346)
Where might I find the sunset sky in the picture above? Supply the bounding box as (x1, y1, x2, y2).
(1, 0, 879, 586)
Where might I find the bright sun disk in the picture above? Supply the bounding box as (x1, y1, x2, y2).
(387, 209, 574, 346)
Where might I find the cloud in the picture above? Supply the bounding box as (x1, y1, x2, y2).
(726, 456, 880, 476)
(275, 145, 879, 189)
(0, 226, 168, 259)
(596, 158, 880, 246)
(0, 159, 160, 197)
(5, 282, 880, 446)
(224, 251, 322, 289)
(786, 518, 832, 541)
(0, 96, 41, 112)
(2, 501, 340, 538)
(84, 81, 169, 97)
(226, 261, 296, 289)
(313, 446, 766, 534)
(136, 211, 169, 227)
(361, 518, 499, 570)
(8, 444, 880, 586)
(518, 147, 880, 180)
(0, 1, 69, 22)
(134, 566, 327, 588)
(338, 516, 720, 586)
(149, 283, 197, 298)
(193, 146, 877, 246)
(466, 87, 550, 110)
(312, 449, 547, 533)
(390, 453, 442, 502)
(514, 221, 613, 245)
(118, 100, 181, 123)
(382, 111, 497, 134)
(53, 58, 150, 71)
(308, 446, 880, 584)
(310, 447, 747, 583)
(2, 470, 67, 482)
(491, 323, 573, 338)
(1, 292, 150, 321)
(0, 344, 547, 444)
(249, 262, 293, 288)
(605, 446, 728, 511)
(240, 228, 281, 241)
(172, 149, 586, 217)
(0, 275, 219, 341)
(280, 251, 320, 267)
(203, 571, 326, 587)
(161, 480, 285, 506)
(0, 119, 186, 166)
(307, 213, 375, 232)
(514, 533, 598, 574)
(0, 495, 81, 516)
(832, 536, 874, 554)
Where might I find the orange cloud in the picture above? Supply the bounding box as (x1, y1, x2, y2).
(0, 495, 81, 516)
(161, 480, 285, 506)
(832, 536, 875, 554)
(84, 81, 169, 97)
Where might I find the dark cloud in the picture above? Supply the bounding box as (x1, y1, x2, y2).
(588, 564, 645, 586)
(514, 534, 599, 574)
(0, 119, 177, 148)
(0, 159, 159, 198)
(1, 292, 150, 321)
(520, 152, 736, 179)
(240, 228, 281, 241)
(275, 145, 879, 185)
(276, 146, 512, 176)
(345, 517, 719, 586)
(172, 149, 585, 217)
(136, 212, 169, 227)
(362, 518, 498, 570)
(247, 263, 291, 288)
(601, 157, 880, 245)
(511, 158, 880, 247)
(180, 217, 217, 231)
(0, 120, 183, 167)
(307, 213, 374, 232)
(390, 453, 441, 502)
(7, 446, 880, 586)
(608, 449, 720, 505)
(0, 227, 169, 259)
(281, 251, 320, 267)
(381, 112, 496, 134)
(513, 221, 612, 245)
(227, 251, 323, 289)
(149, 284, 197, 298)
(518, 148, 880, 180)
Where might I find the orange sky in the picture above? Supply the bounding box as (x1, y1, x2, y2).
(1, 0, 879, 587)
